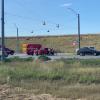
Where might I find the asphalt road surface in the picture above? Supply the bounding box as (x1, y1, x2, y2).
(8, 53, 100, 60)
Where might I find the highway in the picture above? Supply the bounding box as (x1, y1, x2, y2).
(8, 53, 100, 60)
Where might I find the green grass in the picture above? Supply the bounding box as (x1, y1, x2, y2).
(0, 59, 100, 99)
(4, 56, 33, 62)
(0, 59, 100, 84)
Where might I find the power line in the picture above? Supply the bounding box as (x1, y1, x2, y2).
(5, 12, 35, 21)
(5, 12, 63, 28)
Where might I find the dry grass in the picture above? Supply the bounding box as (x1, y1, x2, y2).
(4, 34, 100, 53)
(0, 83, 100, 100)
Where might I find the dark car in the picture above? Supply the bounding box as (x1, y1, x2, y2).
(4, 48, 14, 55)
(0, 49, 9, 57)
(77, 47, 100, 56)
(0, 46, 14, 57)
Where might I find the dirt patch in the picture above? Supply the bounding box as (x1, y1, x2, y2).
(0, 84, 71, 100)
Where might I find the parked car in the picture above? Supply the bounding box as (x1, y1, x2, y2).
(4, 47, 15, 55)
(77, 47, 100, 56)
(89, 46, 96, 50)
(0, 46, 15, 57)
(0, 48, 9, 57)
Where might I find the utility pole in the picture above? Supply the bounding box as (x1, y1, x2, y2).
(14, 24, 19, 53)
(16, 27, 19, 53)
(67, 8, 81, 50)
(1, 0, 5, 61)
(78, 14, 80, 49)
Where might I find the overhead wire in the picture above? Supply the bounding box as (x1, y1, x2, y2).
(5, 0, 61, 27)
(4, 0, 77, 36)
(5, 11, 63, 34)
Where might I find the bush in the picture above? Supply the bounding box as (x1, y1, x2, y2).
(38, 55, 51, 61)
(4, 57, 33, 62)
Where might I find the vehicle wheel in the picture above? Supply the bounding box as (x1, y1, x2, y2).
(32, 52, 34, 56)
(4, 52, 8, 57)
(27, 52, 30, 55)
(93, 52, 97, 56)
(80, 53, 85, 56)
(11, 51, 14, 55)
(51, 52, 54, 56)
(36, 53, 38, 56)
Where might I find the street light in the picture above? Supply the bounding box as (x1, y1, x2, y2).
(1, 0, 5, 61)
(67, 8, 81, 49)
(14, 24, 19, 53)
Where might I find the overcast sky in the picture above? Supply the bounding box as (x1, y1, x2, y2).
(0, 0, 100, 36)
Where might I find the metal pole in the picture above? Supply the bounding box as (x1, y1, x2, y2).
(16, 27, 19, 53)
(1, 0, 5, 61)
(67, 8, 81, 49)
(78, 14, 80, 49)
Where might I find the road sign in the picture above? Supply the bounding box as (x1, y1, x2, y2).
(73, 41, 78, 46)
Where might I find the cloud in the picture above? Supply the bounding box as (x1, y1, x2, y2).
(60, 3, 72, 7)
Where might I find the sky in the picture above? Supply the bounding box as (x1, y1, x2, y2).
(0, 0, 100, 36)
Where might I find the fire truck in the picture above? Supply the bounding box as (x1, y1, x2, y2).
(26, 44, 55, 56)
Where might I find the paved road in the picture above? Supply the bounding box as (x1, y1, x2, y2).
(8, 53, 100, 60)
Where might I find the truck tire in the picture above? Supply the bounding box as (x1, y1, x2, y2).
(31, 52, 34, 56)
(35, 52, 38, 56)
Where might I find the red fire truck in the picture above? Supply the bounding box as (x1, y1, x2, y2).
(26, 44, 55, 56)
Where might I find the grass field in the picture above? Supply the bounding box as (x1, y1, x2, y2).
(0, 34, 100, 99)
(4, 34, 100, 53)
(0, 58, 100, 99)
